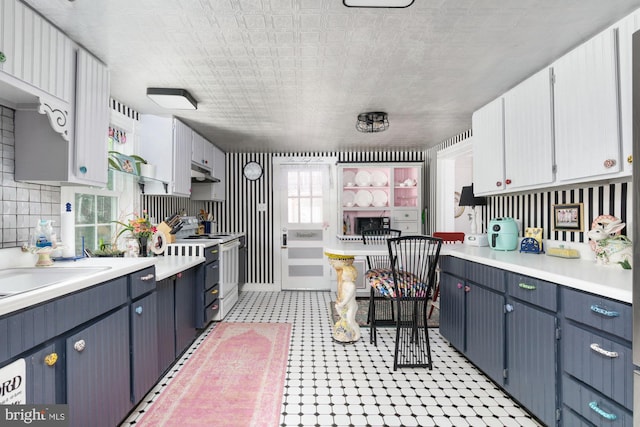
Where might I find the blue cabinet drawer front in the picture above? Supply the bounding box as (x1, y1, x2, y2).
(205, 300, 220, 324)
(204, 245, 220, 263)
(130, 266, 156, 299)
(466, 261, 505, 292)
(505, 272, 557, 311)
(563, 323, 633, 410)
(562, 288, 632, 341)
(563, 375, 633, 426)
(205, 284, 219, 307)
(205, 260, 219, 290)
(440, 256, 467, 278)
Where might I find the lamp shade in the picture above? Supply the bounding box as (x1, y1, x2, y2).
(147, 88, 198, 110)
(356, 112, 389, 133)
(459, 184, 486, 207)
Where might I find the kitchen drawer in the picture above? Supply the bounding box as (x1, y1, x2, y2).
(204, 245, 220, 263)
(505, 272, 557, 312)
(205, 284, 220, 307)
(466, 261, 505, 292)
(130, 266, 156, 300)
(563, 375, 633, 426)
(563, 323, 633, 410)
(204, 300, 220, 324)
(439, 256, 468, 278)
(393, 221, 419, 233)
(392, 210, 418, 221)
(205, 260, 219, 290)
(562, 288, 632, 341)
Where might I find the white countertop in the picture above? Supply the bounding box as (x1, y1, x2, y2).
(324, 240, 633, 303)
(0, 250, 204, 316)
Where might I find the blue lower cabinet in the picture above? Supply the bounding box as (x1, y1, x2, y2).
(66, 307, 131, 427)
(563, 375, 633, 426)
(131, 292, 159, 403)
(439, 272, 465, 352)
(465, 282, 505, 384)
(174, 268, 197, 356)
(505, 299, 557, 427)
(156, 277, 176, 374)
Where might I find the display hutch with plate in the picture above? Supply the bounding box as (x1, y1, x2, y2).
(337, 162, 423, 239)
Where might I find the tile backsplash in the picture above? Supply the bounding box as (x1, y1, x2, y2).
(1, 106, 61, 248)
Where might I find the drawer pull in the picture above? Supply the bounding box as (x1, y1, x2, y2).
(588, 401, 617, 421)
(518, 283, 536, 290)
(211, 289, 219, 295)
(589, 343, 618, 358)
(590, 304, 619, 318)
(140, 273, 155, 281)
(210, 249, 219, 254)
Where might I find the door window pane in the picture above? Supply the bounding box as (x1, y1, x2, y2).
(287, 169, 324, 224)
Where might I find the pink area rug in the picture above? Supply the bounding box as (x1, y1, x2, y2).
(137, 323, 291, 427)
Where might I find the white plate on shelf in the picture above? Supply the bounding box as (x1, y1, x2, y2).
(343, 190, 356, 206)
(371, 190, 388, 207)
(355, 190, 373, 207)
(371, 171, 388, 186)
(343, 171, 356, 187)
(355, 170, 372, 187)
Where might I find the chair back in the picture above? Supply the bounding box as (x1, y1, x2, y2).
(362, 228, 402, 270)
(433, 232, 465, 244)
(387, 236, 442, 298)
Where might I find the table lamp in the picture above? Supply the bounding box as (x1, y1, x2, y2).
(459, 184, 488, 245)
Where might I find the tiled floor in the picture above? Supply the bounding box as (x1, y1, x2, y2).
(122, 290, 543, 427)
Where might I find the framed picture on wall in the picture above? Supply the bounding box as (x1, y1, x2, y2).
(552, 203, 584, 231)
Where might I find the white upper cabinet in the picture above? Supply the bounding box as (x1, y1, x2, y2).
(472, 96, 504, 195)
(503, 68, 554, 191)
(191, 132, 212, 172)
(191, 143, 226, 201)
(74, 49, 110, 186)
(0, 0, 74, 104)
(614, 9, 640, 175)
(552, 28, 620, 182)
(139, 116, 192, 197)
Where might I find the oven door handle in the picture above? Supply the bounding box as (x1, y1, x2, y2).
(220, 240, 241, 251)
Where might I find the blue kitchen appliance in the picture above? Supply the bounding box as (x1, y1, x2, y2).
(488, 217, 519, 251)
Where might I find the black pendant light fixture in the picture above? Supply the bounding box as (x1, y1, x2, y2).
(356, 112, 389, 133)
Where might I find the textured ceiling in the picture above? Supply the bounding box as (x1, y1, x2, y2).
(23, 0, 640, 153)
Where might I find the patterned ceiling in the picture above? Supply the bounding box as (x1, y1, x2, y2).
(23, 0, 640, 153)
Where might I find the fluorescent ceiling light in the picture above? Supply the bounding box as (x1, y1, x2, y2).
(146, 88, 197, 110)
(343, 0, 414, 7)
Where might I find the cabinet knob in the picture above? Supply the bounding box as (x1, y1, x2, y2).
(211, 289, 219, 295)
(44, 353, 58, 366)
(74, 339, 86, 352)
(505, 179, 512, 185)
(79, 166, 87, 174)
(627, 155, 633, 164)
(135, 306, 143, 315)
(464, 285, 471, 293)
(504, 304, 514, 313)
(496, 181, 502, 187)
(603, 159, 616, 168)
(0, 52, 6, 63)
(176, 272, 182, 279)
(457, 283, 463, 289)
(212, 304, 219, 310)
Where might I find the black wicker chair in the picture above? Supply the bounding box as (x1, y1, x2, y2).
(362, 228, 401, 346)
(368, 235, 442, 370)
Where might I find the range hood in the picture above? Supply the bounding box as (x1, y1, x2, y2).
(191, 163, 220, 183)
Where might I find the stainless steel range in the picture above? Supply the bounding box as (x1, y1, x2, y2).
(170, 216, 243, 320)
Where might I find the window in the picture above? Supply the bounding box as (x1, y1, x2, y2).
(75, 192, 118, 253)
(287, 169, 323, 223)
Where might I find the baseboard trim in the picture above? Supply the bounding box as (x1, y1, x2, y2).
(240, 283, 281, 292)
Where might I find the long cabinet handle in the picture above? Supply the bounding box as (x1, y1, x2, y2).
(518, 282, 536, 290)
(590, 304, 619, 317)
(140, 274, 155, 281)
(589, 343, 618, 358)
(588, 401, 617, 421)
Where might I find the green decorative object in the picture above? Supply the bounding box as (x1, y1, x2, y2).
(0, 52, 6, 63)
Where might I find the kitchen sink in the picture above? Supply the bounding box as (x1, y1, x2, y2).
(0, 266, 111, 296)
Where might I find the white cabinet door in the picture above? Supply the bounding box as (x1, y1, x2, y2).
(74, 49, 110, 186)
(191, 132, 204, 167)
(503, 68, 554, 191)
(472, 97, 504, 195)
(172, 119, 192, 197)
(0, 0, 74, 103)
(204, 140, 216, 172)
(615, 10, 640, 175)
(553, 29, 620, 182)
(211, 144, 225, 201)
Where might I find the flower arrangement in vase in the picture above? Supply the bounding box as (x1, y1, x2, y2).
(113, 210, 157, 257)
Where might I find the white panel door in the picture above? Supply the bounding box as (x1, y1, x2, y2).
(74, 48, 110, 186)
(553, 28, 620, 181)
(472, 96, 505, 195)
(503, 67, 554, 191)
(172, 119, 192, 197)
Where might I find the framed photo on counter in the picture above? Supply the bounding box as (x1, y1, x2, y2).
(553, 203, 583, 231)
